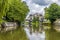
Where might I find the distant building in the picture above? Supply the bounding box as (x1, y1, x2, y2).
(25, 13, 44, 22)
(25, 13, 44, 27)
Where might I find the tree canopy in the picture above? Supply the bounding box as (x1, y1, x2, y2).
(0, 0, 29, 24)
(45, 3, 60, 24)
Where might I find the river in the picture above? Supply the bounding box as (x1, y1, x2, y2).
(24, 25, 60, 40)
(0, 24, 60, 40)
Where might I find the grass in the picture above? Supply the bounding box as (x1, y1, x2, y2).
(0, 27, 28, 40)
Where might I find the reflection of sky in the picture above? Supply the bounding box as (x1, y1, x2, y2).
(22, 0, 60, 19)
(24, 27, 45, 40)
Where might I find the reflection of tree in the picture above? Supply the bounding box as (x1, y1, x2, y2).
(45, 29, 59, 40)
(39, 23, 43, 33)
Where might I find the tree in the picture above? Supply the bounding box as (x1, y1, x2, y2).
(0, 0, 29, 25)
(45, 3, 60, 24)
(0, 0, 9, 23)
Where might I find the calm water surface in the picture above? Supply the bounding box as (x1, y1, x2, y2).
(24, 25, 60, 40)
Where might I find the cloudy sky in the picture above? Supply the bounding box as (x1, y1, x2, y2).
(22, 0, 60, 18)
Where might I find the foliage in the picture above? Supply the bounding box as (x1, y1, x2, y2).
(0, 0, 9, 24)
(0, 0, 29, 24)
(45, 3, 60, 24)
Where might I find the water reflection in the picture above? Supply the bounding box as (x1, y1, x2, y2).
(29, 24, 44, 34)
(45, 29, 60, 40)
(45, 25, 60, 40)
(24, 23, 60, 40)
(24, 25, 45, 40)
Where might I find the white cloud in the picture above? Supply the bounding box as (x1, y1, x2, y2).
(52, 0, 58, 2)
(22, 0, 60, 19)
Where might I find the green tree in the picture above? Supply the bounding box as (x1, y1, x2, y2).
(45, 3, 60, 24)
(0, 0, 9, 23)
(0, 0, 29, 25)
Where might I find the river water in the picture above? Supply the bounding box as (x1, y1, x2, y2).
(24, 26, 45, 40)
(24, 27, 45, 40)
(24, 25, 60, 40)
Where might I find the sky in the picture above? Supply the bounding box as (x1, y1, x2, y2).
(22, 0, 60, 19)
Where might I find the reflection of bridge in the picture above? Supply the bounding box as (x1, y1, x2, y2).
(25, 13, 44, 33)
